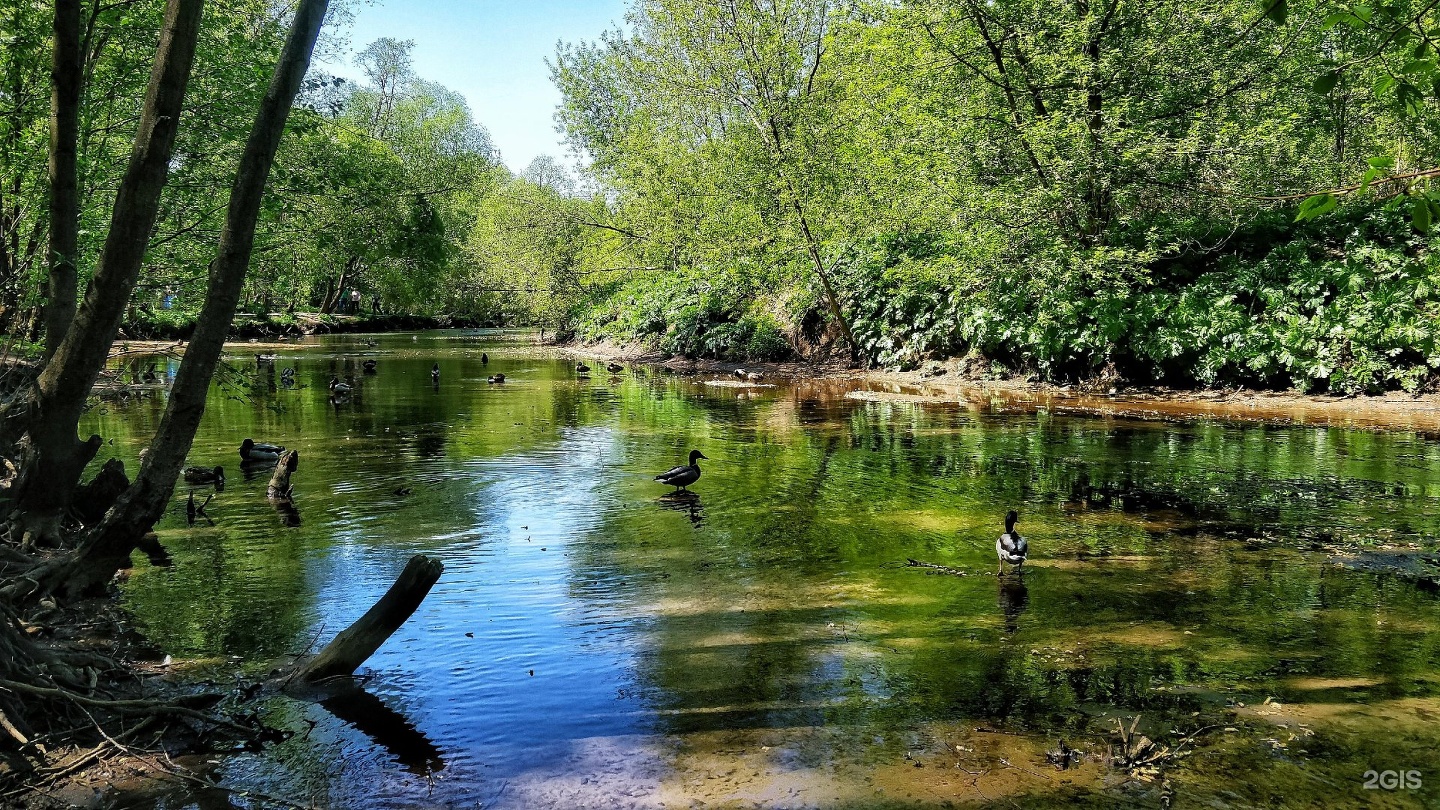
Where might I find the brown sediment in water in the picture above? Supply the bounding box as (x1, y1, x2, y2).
(567, 339, 1440, 433)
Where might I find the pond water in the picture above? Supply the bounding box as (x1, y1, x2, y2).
(85, 330, 1440, 808)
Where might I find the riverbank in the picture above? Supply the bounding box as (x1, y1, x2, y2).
(563, 340, 1440, 434)
(118, 311, 489, 341)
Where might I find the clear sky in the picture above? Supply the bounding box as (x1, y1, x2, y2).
(327, 0, 629, 173)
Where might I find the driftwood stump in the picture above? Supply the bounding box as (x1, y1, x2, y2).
(295, 555, 443, 684)
(266, 450, 298, 499)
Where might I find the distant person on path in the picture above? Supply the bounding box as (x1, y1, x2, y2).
(372, 294, 381, 315)
(350, 288, 361, 315)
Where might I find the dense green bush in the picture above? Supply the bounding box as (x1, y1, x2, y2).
(569, 272, 792, 362)
(830, 206, 1440, 392)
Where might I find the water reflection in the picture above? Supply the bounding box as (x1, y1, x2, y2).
(997, 577, 1028, 635)
(83, 330, 1440, 809)
(656, 491, 704, 527)
(317, 685, 445, 777)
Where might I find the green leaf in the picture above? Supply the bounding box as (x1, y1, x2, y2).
(1368, 155, 1396, 169)
(1312, 71, 1341, 93)
(1296, 193, 1338, 221)
(1322, 11, 1354, 28)
(1359, 167, 1383, 194)
(1400, 58, 1433, 74)
(1411, 194, 1432, 232)
(1374, 75, 1397, 96)
(1352, 5, 1373, 22)
(1261, 0, 1288, 24)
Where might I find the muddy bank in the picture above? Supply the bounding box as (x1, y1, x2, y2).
(563, 340, 1440, 434)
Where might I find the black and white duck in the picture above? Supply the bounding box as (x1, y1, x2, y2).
(576, 362, 591, 374)
(487, 373, 506, 384)
(996, 510, 1029, 574)
(239, 438, 285, 463)
(362, 359, 377, 373)
(655, 450, 707, 492)
(329, 377, 352, 395)
(431, 363, 440, 382)
(606, 363, 624, 374)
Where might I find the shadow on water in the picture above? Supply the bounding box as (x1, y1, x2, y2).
(84, 330, 1440, 809)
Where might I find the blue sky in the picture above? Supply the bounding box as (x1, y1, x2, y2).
(328, 1, 629, 173)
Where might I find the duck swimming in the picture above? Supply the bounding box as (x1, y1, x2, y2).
(431, 363, 440, 381)
(576, 362, 591, 374)
(488, 373, 506, 384)
(655, 450, 707, 492)
(362, 359, 377, 373)
(239, 438, 285, 463)
(329, 377, 352, 395)
(182, 465, 225, 485)
(996, 510, 1028, 574)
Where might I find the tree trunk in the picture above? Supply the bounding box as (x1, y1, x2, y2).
(15, 0, 205, 528)
(321, 256, 357, 314)
(295, 555, 444, 684)
(42, 0, 82, 363)
(85, 0, 329, 551)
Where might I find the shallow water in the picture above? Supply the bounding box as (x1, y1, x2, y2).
(83, 331, 1440, 808)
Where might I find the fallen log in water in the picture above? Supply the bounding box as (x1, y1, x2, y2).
(293, 554, 443, 684)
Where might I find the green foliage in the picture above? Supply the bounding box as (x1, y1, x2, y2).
(570, 271, 792, 362)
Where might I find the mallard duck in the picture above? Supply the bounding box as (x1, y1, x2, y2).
(240, 438, 285, 463)
(431, 363, 440, 381)
(482, 352, 489, 364)
(329, 377, 352, 395)
(996, 510, 1028, 574)
(576, 362, 591, 374)
(183, 465, 225, 485)
(362, 359, 377, 373)
(655, 450, 707, 492)
(606, 363, 624, 374)
(280, 366, 296, 380)
(487, 373, 506, 384)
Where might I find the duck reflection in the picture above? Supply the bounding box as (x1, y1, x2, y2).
(657, 491, 704, 527)
(998, 577, 1029, 635)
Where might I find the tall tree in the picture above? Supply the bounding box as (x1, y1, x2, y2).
(10, 0, 205, 545)
(42, 0, 81, 360)
(79, 0, 333, 573)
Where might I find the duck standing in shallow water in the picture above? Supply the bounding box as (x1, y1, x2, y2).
(431, 363, 440, 382)
(996, 510, 1028, 574)
(606, 363, 624, 374)
(240, 438, 285, 463)
(576, 362, 591, 374)
(482, 352, 489, 364)
(655, 450, 707, 492)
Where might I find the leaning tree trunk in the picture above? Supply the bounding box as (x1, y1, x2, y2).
(85, 0, 330, 558)
(42, 0, 82, 363)
(11, 0, 204, 536)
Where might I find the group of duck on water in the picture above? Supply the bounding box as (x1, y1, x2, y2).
(187, 350, 1030, 574)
